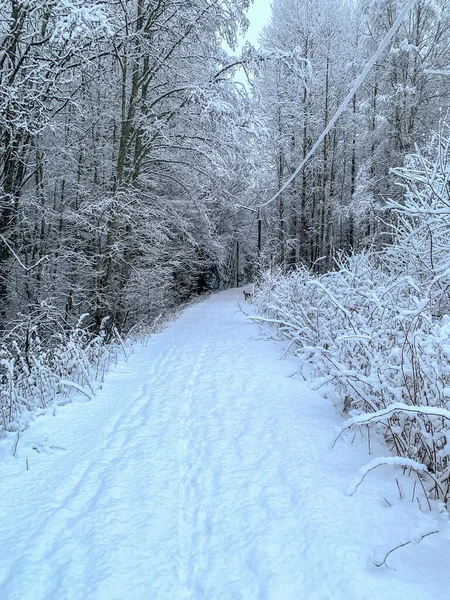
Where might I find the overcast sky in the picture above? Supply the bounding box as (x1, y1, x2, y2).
(239, 0, 272, 48)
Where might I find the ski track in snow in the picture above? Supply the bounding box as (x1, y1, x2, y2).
(0, 289, 449, 599)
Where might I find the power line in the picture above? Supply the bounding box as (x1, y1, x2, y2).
(252, 0, 417, 211)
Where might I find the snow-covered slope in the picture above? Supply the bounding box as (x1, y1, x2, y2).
(0, 289, 449, 599)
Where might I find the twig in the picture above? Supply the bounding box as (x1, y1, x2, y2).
(374, 531, 439, 568)
(12, 432, 20, 457)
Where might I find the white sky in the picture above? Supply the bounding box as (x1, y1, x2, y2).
(241, 0, 273, 48)
(222, 0, 272, 85)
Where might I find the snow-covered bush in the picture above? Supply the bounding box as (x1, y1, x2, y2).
(385, 125, 450, 317)
(0, 316, 122, 435)
(253, 259, 450, 501)
(253, 127, 450, 504)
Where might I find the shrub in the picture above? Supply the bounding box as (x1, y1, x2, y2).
(252, 125, 450, 504)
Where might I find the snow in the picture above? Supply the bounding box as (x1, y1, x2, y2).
(0, 289, 450, 599)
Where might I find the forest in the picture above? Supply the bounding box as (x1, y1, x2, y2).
(2, 0, 450, 504)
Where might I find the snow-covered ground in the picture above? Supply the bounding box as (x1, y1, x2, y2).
(0, 289, 449, 600)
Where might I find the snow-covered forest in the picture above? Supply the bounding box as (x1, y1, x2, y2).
(254, 0, 450, 268)
(0, 0, 450, 474)
(3, 0, 263, 319)
(251, 0, 450, 507)
(2, 0, 450, 593)
(0, 0, 259, 429)
(0, 0, 449, 462)
(3, 0, 450, 434)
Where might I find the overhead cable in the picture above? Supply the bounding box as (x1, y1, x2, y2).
(252, 0, 417, 211)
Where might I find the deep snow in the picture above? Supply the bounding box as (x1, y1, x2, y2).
(0, 289, 449, 599)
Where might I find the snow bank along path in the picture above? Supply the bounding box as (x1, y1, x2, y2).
(0, 289, 449, 600)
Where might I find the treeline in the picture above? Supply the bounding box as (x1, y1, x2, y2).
(5, 0, 447, 337)
(253, 0, 450, 271)
(0, 0, 256, 340)
(3, 0, 450, 433)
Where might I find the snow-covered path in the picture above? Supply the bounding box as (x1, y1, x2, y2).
(0, 289, 449, 600)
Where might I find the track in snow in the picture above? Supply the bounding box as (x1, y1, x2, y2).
(0, 289, 449, 600)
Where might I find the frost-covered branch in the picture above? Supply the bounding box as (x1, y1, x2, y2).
(345, 457, 428, 497)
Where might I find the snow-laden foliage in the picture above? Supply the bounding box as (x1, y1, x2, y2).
(0, 0, 259, 337)
(385, 125, 450, 317)
(0, 0, 260, 439)
(0, 316, 124, 435)
(252, 0, 450, 272)
(253, 129, 450, 504)
(0, 289, 208, 438)
(254, 258, 450, 502)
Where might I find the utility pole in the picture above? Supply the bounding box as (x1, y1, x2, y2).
(257, 208, 262, 257)
(236, 240, 240, 288)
